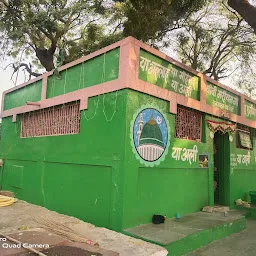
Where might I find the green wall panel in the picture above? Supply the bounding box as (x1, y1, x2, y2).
(122, 90, 213, 229)
(5, 160, 24, 189)
(139, 49, 200, 100)
(206, 81, 240, 115)
(137, 167, 208, 225)
(1, 86, 256, 231)
(230, 169, 256, 203)
(46, 48, 120, 98)
(230, 140, 256, 205)
(44, 162, 112, 228)
(4, 81, 42, 110)
(2, 160, 41, 205)
(244, 99, 256, 121)
(0, 90, 127, 231)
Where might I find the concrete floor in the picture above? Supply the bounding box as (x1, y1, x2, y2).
(186, 219, 256, 256)
(1, 200, 255, 256)
(125, 210, 245, 245)
(0, 200, 167, 256)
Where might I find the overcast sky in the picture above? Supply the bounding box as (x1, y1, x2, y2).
(0, 64, 25, 110)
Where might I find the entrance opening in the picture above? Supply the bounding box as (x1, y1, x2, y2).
(213, 132, 230, 205)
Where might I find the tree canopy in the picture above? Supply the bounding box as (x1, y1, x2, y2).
(0, 0, 207, 77)
(0, 0, 115, 75)
(0, 0, 256, 99)
(116, 0, 207, 42)
(172, 1, 256, 81)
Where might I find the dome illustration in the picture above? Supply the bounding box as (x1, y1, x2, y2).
(139, 116, 164, 148)
(135, 110, 167, 162)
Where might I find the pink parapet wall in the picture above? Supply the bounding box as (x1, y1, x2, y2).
(1, 36, 256, 128)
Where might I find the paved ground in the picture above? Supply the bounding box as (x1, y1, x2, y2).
(125, 210, 245, 245)
(186, 219, 256, 256)
(2, 199, 255, 256)
(0, 200, 167, 256)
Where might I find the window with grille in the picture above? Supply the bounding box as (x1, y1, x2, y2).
(21, 102, 80, 137)
(236, 124, 253, 150)
(175, 106, 202, 141)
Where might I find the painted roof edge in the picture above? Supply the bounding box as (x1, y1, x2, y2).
(132, 37, 256, 104)
(2, 36, 132, 95)
(2, 36, 256, 105)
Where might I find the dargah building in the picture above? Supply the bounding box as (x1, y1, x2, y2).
(0, 37, 256, 255)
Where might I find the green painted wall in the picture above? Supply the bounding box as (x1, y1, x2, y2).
(244, 100, 256, 121)
(1, 41, 256, 233)
(122, 90, 214, 229)
(139, 50, 200, 100)
(206, 82, 240, 115)
(121, 91, 256, 229)
(0, 90, 127, 230)
(1, 86, 256, 231)
(4, 81, 42, 110)
(46, 48, 120, 98)
(230, 140, 256, 204)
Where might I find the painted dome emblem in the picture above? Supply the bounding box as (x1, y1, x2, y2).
(132, 107, 169, 166)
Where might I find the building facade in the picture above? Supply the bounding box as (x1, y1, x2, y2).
(0, 37, 255, 232)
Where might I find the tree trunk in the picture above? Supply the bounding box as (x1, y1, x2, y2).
(35, 48, 55, 71)
(228, 0, 256, 33)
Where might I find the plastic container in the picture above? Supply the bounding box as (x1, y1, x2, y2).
(249, 191, 256, 205)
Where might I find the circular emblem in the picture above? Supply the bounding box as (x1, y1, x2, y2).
(131, 107, 169, 166)
(229, 134, 233, 142)
(210, 131, 215, 139)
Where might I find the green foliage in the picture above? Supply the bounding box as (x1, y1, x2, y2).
(113, 0, 207, 42)
(0, 0, 111, 72)
(0, 0, 208, 78)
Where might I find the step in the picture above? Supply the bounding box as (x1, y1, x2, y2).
(123, 210, 246, 256)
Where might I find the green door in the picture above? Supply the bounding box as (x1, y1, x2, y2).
(214, 132, 230, 206)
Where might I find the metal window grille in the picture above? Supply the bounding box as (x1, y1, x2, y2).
(21, 102, 80, 137)
(175, 106, 202, 141)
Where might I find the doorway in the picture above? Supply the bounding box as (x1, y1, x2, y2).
(213, 132, 230, 206)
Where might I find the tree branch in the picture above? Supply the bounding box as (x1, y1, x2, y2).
(228, 0, 256, 33)
(11, 63, 41, 78)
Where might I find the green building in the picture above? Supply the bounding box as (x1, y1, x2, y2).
(0, 37, 255, 250)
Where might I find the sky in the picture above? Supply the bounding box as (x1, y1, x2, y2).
(0, 63, 25, 110)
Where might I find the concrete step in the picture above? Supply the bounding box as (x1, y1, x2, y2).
(124, 210, 246, 256)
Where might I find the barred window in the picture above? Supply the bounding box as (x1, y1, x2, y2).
(21, 102, 80, 137)
(175, 106, 202, 141)
(236, 124, 252, 150)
